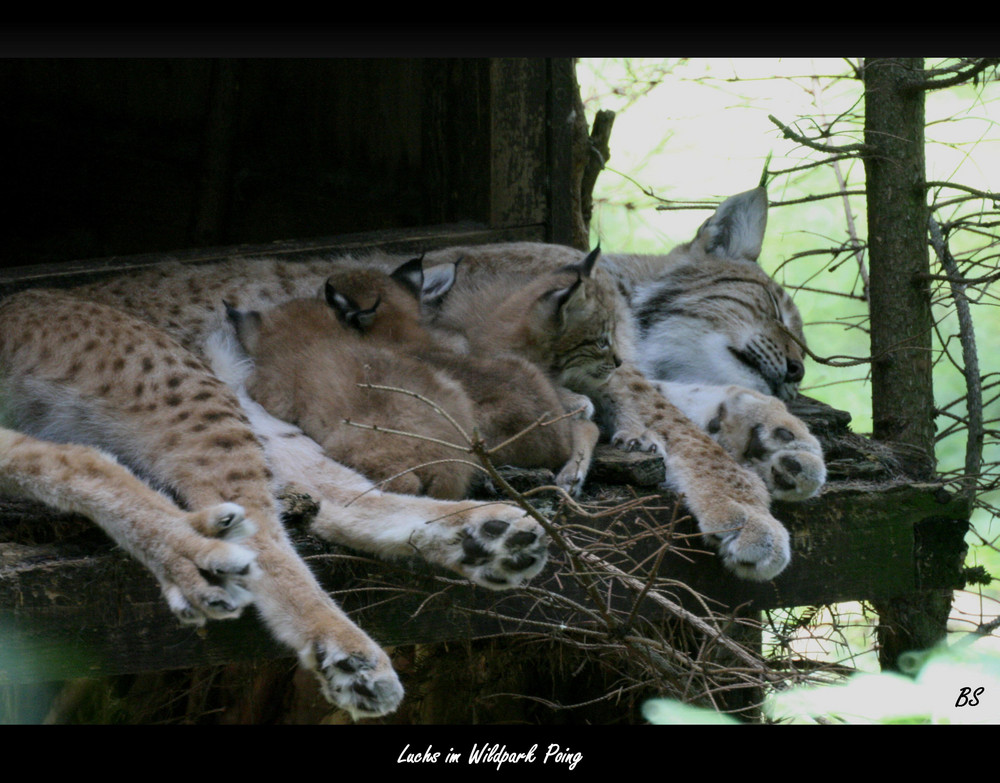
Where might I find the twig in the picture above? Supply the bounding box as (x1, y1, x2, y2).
(342, 419, 469, 454)
(809, 75, 870, 305)
(355, 382, 471, 443)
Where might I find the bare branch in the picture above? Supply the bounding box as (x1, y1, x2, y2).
(928, 216, 983, 498)
(767, 114, 870, 155)
(926, 181, 1000, 204)
(909, 58, 1000, 92)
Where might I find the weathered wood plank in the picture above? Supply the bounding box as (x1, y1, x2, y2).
(488, 59, 548, 231)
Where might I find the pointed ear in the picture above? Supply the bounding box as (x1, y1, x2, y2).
(324, 280, 380, 332)
(324, 280, 357, 321)
(352, 296, 381, 331)
(541, 272, 585, 325)
(420, 260, 458, 304)
(224, 300, 262, 354)
(559, 246, 600, 278)
(693, 186, 768, 263)
(577, 245, 601, 277)
(389, 256, 425, 299)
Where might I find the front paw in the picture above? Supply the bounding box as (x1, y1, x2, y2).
(706, 388, 826, 501)
(611, 426, 663, 454)
(302, 641, 404, 720)
(188, 502, 256, 541)
(555, 459, 586, 497)
(762, 443, 826, 501)
(705, 507, 790, 582)
(447, 506, 549, 589)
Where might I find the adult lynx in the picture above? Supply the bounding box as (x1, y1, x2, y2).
(0, 285, 547, 719)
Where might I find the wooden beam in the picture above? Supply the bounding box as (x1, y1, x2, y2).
(0, 222, 546, 297)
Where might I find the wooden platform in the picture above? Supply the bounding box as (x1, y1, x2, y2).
(0, 395, 971, 684)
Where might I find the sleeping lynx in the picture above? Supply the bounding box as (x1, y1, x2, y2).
(0, 184, 823, 719)
(226, 291, 480, 500)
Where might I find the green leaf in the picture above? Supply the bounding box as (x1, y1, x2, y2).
(642, 698, 741, 725)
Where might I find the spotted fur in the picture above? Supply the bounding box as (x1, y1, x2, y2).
(0, 186, 825, 725)
(0, 278, 551, 719)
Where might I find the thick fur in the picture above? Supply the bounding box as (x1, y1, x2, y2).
(229, 295, 479, 499)
(318, 260, 600, 495)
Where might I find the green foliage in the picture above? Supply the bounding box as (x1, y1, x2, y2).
(578, 56, 1000, 671)
(641, 697, 741, 725)
(642, 634, 1000, 724)
(764, 635, 1000, 724)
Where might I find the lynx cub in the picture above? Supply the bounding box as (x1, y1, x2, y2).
(227, 256, 599, 496)
(227, 292, 479, 500)
(325, 257, 599, 494)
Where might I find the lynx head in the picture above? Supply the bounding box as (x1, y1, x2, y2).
(225, 297, 338, 360)
(522, 247, 622, 392)
(323, 256, 457, 342)
(634, 187, 806, 400)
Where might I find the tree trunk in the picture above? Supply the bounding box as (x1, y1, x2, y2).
(863, 57, 950, 670)
(864, 57, 935, 476)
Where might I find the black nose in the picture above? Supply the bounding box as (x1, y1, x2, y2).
(785, 358, 805, 383)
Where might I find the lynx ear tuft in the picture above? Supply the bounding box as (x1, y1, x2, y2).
(542, 271, 585, 325)
(560, 246, 600, 278)
(578, 245, 600, 278)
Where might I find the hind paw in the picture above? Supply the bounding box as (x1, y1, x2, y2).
(156, 513, 259, 627)
(161, 565, 255, 626)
